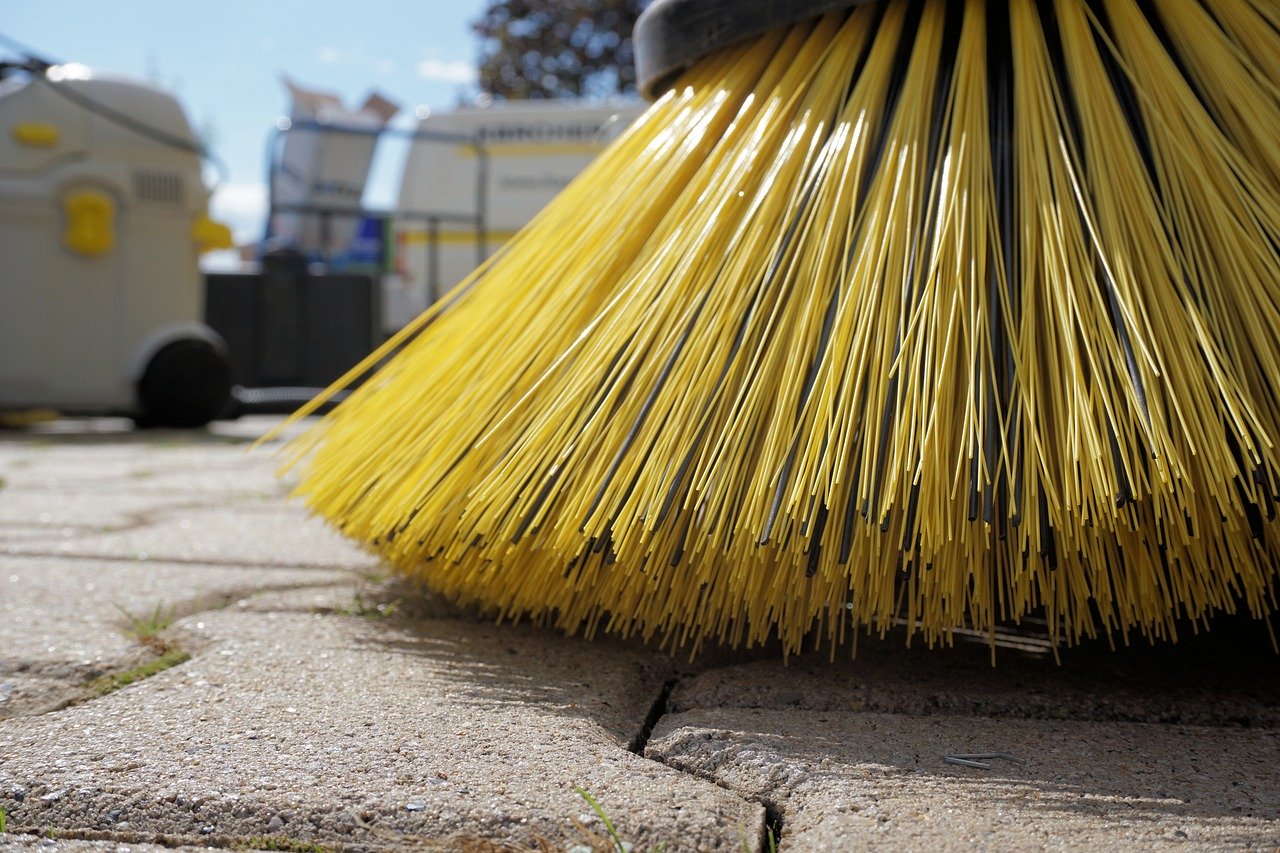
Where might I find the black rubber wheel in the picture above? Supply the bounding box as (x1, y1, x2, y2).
(135, 338, 233, 428)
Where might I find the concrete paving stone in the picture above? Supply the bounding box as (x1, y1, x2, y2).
(0, 608, 765, 851)
(0, 525, 68, 544)
(3, 505, 381, 573)
(232, 582, 379, 617)
(0, 840, 221, 852)
(0, 447, 285, 502)
(0, 555, 357, 666)
(230, 578, 477, 628)
(0, 418, 330, 560)
(0, 416, 300, 502)
(651, 633, 1280, 851)
(0, 554, 358, 719)
(669, 624, 1280, 728)
(647, 706, 1280, 850)
(0, 454, 370, 571)
(0, 493, 232, 546)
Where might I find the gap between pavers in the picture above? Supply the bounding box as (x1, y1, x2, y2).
(0, 606, 766, 851)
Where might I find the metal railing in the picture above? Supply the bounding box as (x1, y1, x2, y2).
(263, 119, 491, 298)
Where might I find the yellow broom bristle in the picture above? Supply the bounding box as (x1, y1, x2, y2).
(277, 0, 1280, 657)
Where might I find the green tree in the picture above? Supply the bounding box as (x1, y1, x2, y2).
(473, 0, 648, 100)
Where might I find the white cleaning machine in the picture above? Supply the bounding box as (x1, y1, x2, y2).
(0, 56, 233, 426)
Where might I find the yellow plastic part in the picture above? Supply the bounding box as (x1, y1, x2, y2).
(0, 408, 59, 428)
(191, 214, 234, 253)
(12, 122, 60, 147)
(62, 189, 115, 257)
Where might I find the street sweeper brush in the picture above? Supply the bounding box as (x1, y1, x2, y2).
(278, 0, 1280, 656)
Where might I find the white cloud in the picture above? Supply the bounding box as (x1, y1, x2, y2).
(210, 182, 268, 244)
(318, 46, 343, 64)
(416, 58, 476, 84)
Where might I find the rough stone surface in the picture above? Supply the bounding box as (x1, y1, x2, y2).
(0, 421, 370, 721)
(4, 415, 1279, 851)
(0, 608, 762, 850)
(650, 640, 1280, 850)
(649, 705, 1279, 850)
(0, 417, 765, 850)
(0, 841, 219, 852)
(668, 624, 1280, 728)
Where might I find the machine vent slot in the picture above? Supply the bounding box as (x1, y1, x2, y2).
(133, 170, 186, 205)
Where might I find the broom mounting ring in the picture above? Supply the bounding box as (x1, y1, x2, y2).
(633, 0, 873, 99)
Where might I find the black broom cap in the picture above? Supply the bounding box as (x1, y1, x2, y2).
(634, 0, 872, 98)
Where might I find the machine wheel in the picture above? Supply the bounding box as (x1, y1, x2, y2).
(135, 339, 233, 428)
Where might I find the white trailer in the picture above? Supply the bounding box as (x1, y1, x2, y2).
(263, 94, 641, 335)
(387, 99, 641, 331)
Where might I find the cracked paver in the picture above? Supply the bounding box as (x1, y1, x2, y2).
(0, 417, 766, 850)
(0, 418, 376, 720)
(648, 640, 1280, 850)
(648, 705, 1279, 850)
(0, 607, 763, 850)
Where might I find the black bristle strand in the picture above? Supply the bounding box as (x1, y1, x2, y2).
(806, 503, 829, 577)
(901, 482, 922, 554)
(968, 452, 982, 524)
(986, 0, 1017, 535)
(1038, 490, 1057, 570)
(514, 468, 562, 544)
(1106, 425, 1134, 509)
(580, 294, 708, 529)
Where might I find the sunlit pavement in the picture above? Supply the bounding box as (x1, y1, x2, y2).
(0, 417, 1276, 851)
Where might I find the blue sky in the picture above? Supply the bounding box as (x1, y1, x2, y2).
(4, 0, 489, 243)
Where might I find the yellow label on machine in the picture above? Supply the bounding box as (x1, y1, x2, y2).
(12, 122, 60, 147)
(62, 189, 116, 257)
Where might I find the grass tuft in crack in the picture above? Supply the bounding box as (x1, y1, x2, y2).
(116, 601, 177, 653)
(1, 805, 6, 832)
(336, 590, 401, 620)
(86, 648, 191, 697)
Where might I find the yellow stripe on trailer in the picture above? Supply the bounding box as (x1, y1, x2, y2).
(454, 143, 605, 158)
(399, 229, 521, 246)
